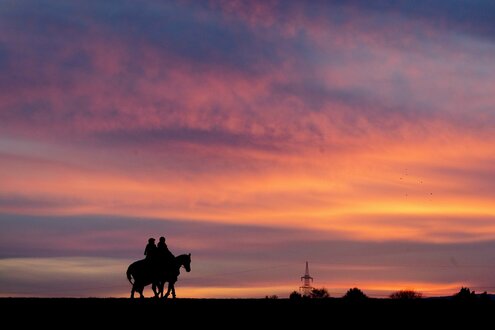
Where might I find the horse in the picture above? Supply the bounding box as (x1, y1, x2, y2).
(153, 253, 191, 299)
(126, 253, 191, 299)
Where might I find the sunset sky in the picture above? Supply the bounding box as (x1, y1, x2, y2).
(1, 0, 495, 298)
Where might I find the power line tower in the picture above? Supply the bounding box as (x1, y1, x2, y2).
(299, 261, 314, 296)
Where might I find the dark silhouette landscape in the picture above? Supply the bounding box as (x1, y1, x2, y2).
(2, 296, 493, 327)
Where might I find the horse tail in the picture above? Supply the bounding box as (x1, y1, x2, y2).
(126, 265, 134, 285)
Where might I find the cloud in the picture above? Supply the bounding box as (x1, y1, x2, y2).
(1, 213, 494, 297)
(346, 0, 495, 41)
(1, 0, 494, 152)
(0, 194, 82, 210)
(94, 127, 287, 152)
(0, 213, 331, 259)
(0, 257, 128, 297)
(0, 1, 495, 297)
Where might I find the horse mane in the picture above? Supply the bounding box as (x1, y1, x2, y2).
(175, 253, 189, 260)
(174, 254, 190, 266)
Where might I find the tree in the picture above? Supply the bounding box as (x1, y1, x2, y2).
(389, 290, 423, 299)
(310, 287, 330, 299)
(289, 291, 302, 300)
(453, 287, 476, 301)
(343, 287, 368, 300)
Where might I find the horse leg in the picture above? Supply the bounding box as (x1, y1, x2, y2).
(171, 283, 176, 299)
(167, 281, 176, 299)
(137, 285, 144, 299)
(130, 285, 135, 299)
(159, 282, 164, 298)
(164, 282, 172, 299)
(152, 283, 158, 298)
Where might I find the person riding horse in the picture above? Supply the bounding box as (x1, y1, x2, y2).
(157, 236, 175, 264)
(144, 238, 157, 260)
(141, 236, 176, 283)
(127, 253, 192, 299)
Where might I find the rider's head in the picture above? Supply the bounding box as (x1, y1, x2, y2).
(148, 238, 155, 244)
(159, 236, 165, 243)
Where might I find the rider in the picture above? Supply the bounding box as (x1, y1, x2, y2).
(144, 237, 157, 261)
(157, 236, 175, 265)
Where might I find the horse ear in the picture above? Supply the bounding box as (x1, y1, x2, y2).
(188, 253, 191, 257)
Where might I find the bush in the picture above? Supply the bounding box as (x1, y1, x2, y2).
(453, 287, 476, 301)
(265, 295, 278, 299)
(389, 290, 423, 299)
(343, 287, 368, 300)
(310, 287, 330, 299)
(289, 291, 302, 300)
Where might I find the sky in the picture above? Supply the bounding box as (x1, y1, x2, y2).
(1, 0, 495, 298)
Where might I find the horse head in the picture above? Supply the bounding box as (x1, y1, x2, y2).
(180, 253, 191, 272)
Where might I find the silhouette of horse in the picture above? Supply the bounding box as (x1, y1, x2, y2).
(153, 253, 191, 299)
(126, 253, 191, 299)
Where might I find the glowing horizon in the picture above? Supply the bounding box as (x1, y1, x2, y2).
(1, 0, 495, 298)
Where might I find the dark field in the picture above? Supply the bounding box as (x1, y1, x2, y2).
(2, 298, 494, 327)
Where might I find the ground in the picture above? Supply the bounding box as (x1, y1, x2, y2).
(1, 298, 493, 327)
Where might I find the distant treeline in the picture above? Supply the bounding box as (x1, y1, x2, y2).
(275, 286, 493, 301)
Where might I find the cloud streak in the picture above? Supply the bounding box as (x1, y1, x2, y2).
(1, 214, 494, 297)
